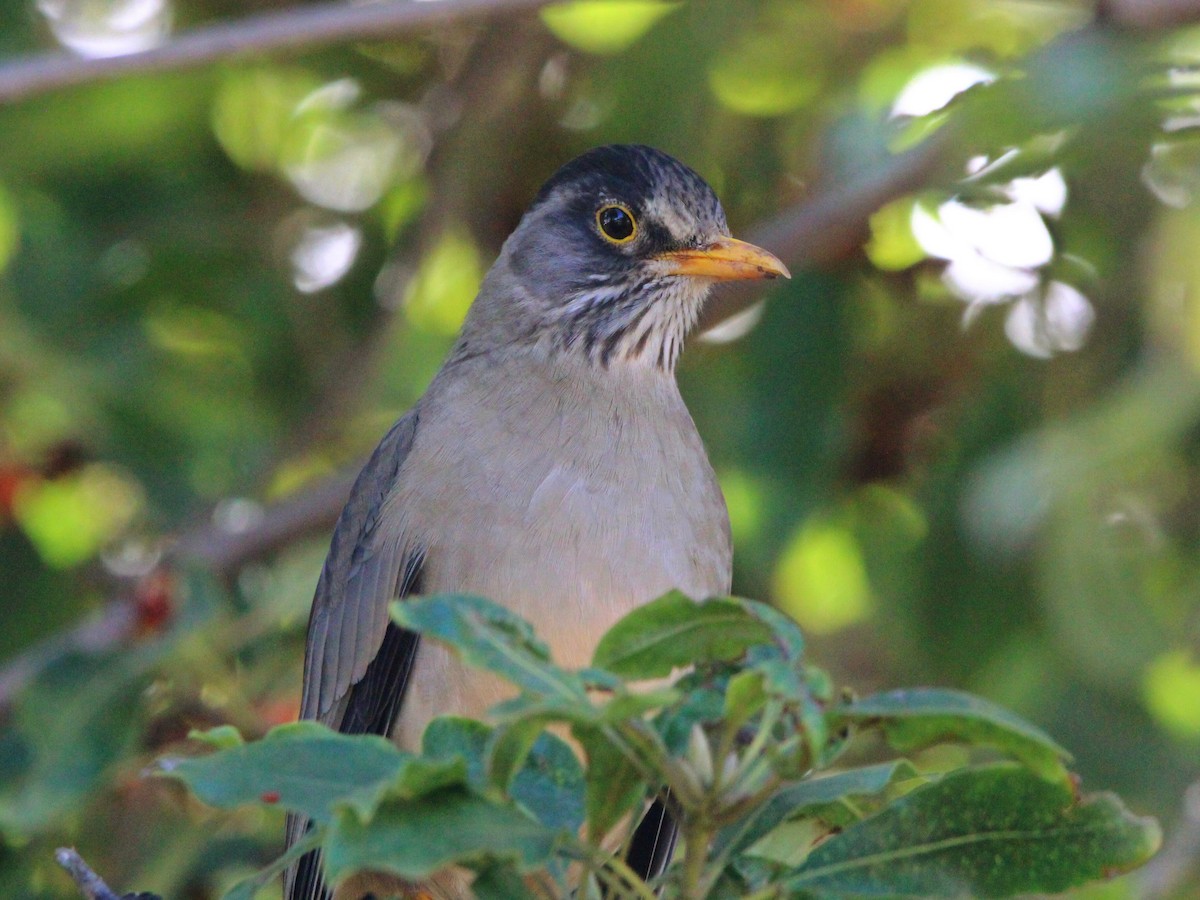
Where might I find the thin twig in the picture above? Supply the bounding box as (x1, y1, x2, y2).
(0, 0, 552, 106)
(55, 848, 150, 900)
(1136, 779, 1200, 898)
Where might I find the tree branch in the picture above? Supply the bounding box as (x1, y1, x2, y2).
(0, 0, 552, 106)
(56, 848, 160, 900)
(699, 134, 951, 333)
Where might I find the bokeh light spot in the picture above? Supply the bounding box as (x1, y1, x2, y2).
(718, 469, 764, 546)
(891, 61, 994, 118)
(403, 229, 484, 336)
(773, 518, 873, 635)
(13, 465, 143, 568)
(37, 0, 171, 59)
(1144, 651, 1200, 737)
(541, 1, 680, 55)
(290, 221, 362, 294)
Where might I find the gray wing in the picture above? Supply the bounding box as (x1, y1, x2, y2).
(286, 409, 424, 900)
(301, 408, 422, 727)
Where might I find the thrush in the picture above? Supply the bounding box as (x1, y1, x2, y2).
(286, 144, 789, 900)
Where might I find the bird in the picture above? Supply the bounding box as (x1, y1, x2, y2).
(285, 144, 789, 900)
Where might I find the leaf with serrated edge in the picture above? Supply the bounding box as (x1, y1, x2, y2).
(161, 721, 408, 824)
(574, 726, 646, 841)
(715, 761, 919, 860)
(785, 764, 1161, 897)
(324, 788, 559, 884)
(392, 595, 586, 700)
(838, 688, 1071, 781)
(593, 592, 773, 679)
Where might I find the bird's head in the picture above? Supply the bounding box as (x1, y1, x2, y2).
(463, 145, 789, 371)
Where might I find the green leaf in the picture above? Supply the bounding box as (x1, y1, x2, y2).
(837, 688, 1072, 781)
(392, 595, 586, 700)
(374, 755, 471, 818)
(741, 599, 806, 662)
(424, 716, 585, 835)
(160, 721, 409, 824)
(598, 686, 681, 723)
(324, 788, 560, 884)
(509, 731, 586, 835)
(471, 863, 536, 900)
(423, 716, 491, 788)
(716, 761, 920, 860)
(189, 724, 245, 750)
(654, 677, 726, 755)
(723, 670, 767, 734)
(592, 592, 774, 679)
(574, 726, 646, 841)
(220, 828, 322, 900)
(785, 764, 1161, 897)
(488, 718, 549, 794)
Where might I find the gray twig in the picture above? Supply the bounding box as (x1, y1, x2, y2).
(1136, 780, 1200, 898)
(55, 848, 151, 900)
(0, 0, 551, 105)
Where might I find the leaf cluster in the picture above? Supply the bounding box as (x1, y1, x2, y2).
(163, 592, 1161, 899)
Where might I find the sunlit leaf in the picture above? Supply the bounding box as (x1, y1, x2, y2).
(837, 688, 1071, 782)
(212, 67, 321, 171)
(161, 722, 412, 823)
(391, 595, 586, 700)
(592, 592, 774, 679)
(785, 765, 1160, 896)
(541, 2, 680, 55)
(715, 761, 920, 860)
(0, 182, 19, 275)
(1143, 650, 1200, 737)
(866, 196, 926, 271)
(12, 464, 142, 568)
(708, 17, 826, 117)
(324, 788, 560, 884)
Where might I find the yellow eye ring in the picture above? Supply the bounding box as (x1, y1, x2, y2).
(596, 204, 637, 244)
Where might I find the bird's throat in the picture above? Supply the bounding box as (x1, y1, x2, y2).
(560, 278, 710, 371)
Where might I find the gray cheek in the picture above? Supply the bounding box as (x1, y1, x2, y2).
(510, 227, 618, 301)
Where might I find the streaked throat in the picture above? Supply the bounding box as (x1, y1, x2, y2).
(558, 278, 709, 371)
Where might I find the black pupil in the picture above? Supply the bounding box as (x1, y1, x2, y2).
(599, 206, 634, 240)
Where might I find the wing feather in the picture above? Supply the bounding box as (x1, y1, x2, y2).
(299, 410, 420, 724)
(286, 411, 424, 900)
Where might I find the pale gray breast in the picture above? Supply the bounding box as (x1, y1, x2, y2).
(382, 349, 732, 743)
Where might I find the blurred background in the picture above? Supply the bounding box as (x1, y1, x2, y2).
(2, 0, 1200, 896)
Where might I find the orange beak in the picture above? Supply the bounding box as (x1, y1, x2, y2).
(656, 236, 791, 282)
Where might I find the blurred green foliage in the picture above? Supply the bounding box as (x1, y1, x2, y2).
(1, 0, 1199, 896)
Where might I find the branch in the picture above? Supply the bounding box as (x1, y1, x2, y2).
(699, 133, 951, 333)
(1100, 0, 1200, 28)
(1136, 779, 1200, 899)
(55, 847, 160, 900)
(0, 0, 552, 106)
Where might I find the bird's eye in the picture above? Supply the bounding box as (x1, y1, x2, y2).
(596, 204, 637, 244)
